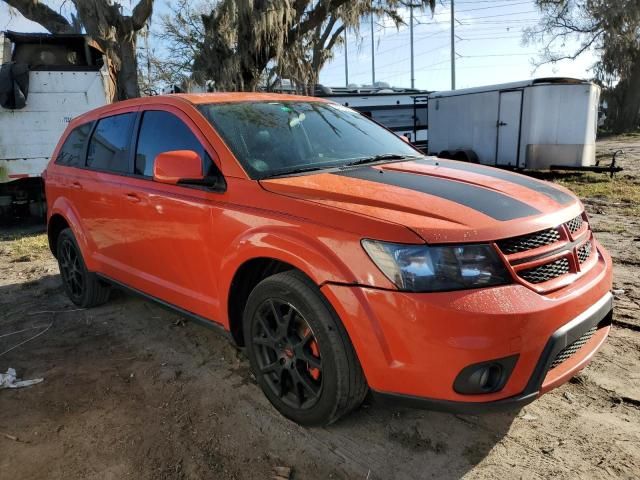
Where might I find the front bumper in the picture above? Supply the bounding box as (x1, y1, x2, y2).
(321, 244, 613, 411)
(373, 293, 611, 414)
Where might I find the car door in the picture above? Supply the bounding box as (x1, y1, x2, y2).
(496, 90, 523, 167)
(70, 108, 138, 280)
(115, 107, 223, 319)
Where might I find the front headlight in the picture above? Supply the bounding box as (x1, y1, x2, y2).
(361, 240, 511, 292)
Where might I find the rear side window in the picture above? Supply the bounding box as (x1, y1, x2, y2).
(87, 112, 136, 173)
(55, 122, 93, 167)
(135, 110, 215, 177)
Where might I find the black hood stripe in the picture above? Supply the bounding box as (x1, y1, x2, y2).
(334, 167, 541, 221)
(413, 158, 573, 205)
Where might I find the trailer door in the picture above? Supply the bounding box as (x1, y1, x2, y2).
(496, 90, 522, 167)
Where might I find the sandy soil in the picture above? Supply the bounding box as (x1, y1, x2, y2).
(0, 137, 639, 480)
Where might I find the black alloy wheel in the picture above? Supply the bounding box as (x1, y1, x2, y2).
(56, 228, 110, 308)
(244, 270, 368, 426)
(252, 298, 323, 410)
(58, 234, 85, 301)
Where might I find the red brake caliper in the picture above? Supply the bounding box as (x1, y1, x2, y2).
(302, 326, 321, 380)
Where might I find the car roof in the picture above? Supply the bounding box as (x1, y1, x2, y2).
(70, 92, 331, 126)
(173, 92, 330, 105)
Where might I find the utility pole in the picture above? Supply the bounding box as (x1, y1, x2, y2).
(370, 12, 376, 86)
(450, 0, 456, 90)
(410, 5, 415, 89)
(344, 29, 349, 87)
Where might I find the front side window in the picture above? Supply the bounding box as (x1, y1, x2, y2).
(135, 110, 215, 177)
(198, 101, 420, 179)
(55, 122, 93, 167)
(86, 112, 136, 173)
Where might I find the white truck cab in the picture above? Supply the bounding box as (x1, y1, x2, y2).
(0, 31, 113, 219)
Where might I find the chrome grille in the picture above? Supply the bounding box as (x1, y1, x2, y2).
(520, 257, 570, 284)
(497, 228, 561, 255)
(577, 242, 592, 263)
(550, 327, 597, 370)
(565, 215, 584, 234)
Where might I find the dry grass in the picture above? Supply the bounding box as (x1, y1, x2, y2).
(553, 173, 640, 215)
(2, 233, 49, 262)
(618, 131, 640, 139)
(591, 224, 628, 234)
(597, 130, 640, 140)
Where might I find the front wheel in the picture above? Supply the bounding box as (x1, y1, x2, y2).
(243, 271, 367, 426)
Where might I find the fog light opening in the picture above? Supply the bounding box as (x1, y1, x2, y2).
(471, 364, 502, 392)
(453, 355, 519, 395)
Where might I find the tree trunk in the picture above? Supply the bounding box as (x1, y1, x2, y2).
(239, 47, 269, 91)
(241, 69, 259, 91)
(611, 59, 640, 133)
(114, 36, 141, 99)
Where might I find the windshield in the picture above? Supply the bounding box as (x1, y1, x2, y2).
(198, 101, 420, 179)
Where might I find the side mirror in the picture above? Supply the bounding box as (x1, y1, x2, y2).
(153, 150, 204, 185)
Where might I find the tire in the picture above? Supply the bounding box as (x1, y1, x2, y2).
(56, 228, 110, 308)
(243, 270, 367, 426)
(452, 149, 479, 164)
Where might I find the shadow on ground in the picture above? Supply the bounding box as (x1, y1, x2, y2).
(0, 269, 518, 480)
(0, 217, 46, 237)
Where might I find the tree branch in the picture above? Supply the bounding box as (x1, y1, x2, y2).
(289, 0, 350, 46)
(326, 24, 345, 51)
(318, 16, 338, 48)
(131, 0, 154, 31)
(538, 30, 604, 65)
(2, 0, 74, 33)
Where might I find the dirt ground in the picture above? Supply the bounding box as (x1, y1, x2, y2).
(1, 137, 639, 480)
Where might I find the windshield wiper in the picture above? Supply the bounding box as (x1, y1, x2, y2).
(260, 154, 421, 178)
(343, 153, 420, 167)
(261, 165, 330, 179)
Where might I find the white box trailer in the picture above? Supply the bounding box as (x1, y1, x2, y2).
(427, 78, 600, 169)
(0, 31, 113, 218)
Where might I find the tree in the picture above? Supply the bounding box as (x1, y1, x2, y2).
(2, 0, 154, 99)
(527, 0, 640, 132)
(273, 11, 350, 93)
(188, 0, 435, 92)
(153, 0, 214, 90)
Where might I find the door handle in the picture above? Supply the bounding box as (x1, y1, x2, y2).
(498, 121, 508, 127)
(70, 181, 82, 189)
(125, 193, 141, 203)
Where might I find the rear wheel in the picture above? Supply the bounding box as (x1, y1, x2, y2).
(244, 270, 367, 426)
(57, 228, 110, 308)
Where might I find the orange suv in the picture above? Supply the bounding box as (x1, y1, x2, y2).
(44, 93, 613, 425)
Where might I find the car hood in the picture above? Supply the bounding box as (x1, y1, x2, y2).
(259, 157, 583, 243)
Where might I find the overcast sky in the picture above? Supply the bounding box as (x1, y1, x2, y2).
(1, 0, 595, 92)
